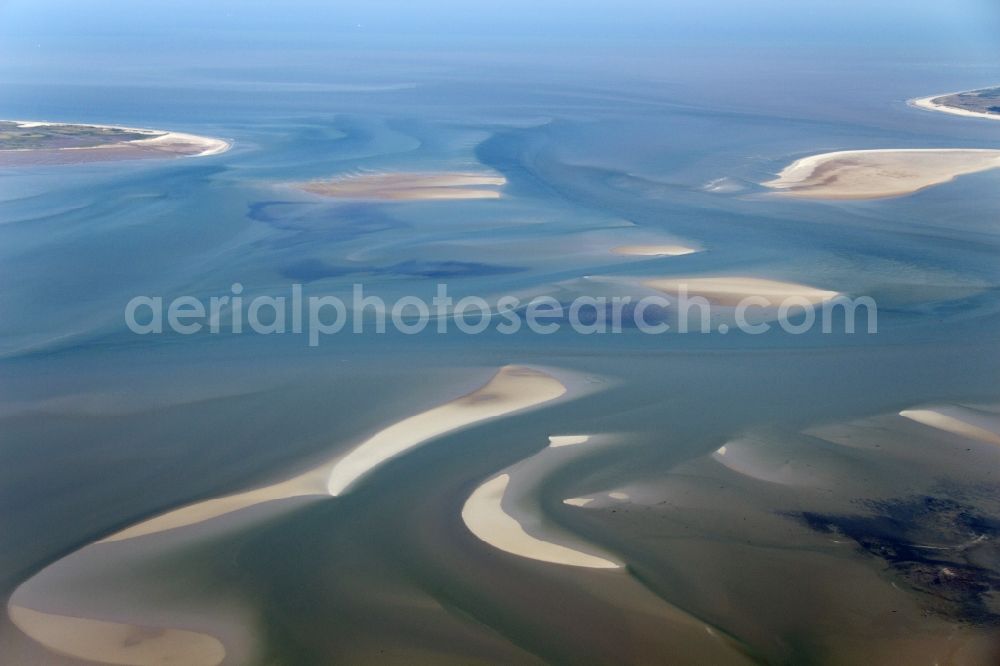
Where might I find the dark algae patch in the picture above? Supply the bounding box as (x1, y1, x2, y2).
(797, 494, 1000, 625)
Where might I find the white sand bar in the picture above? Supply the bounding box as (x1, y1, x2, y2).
(900, 407, 1000, 446)
(763, 149, 1000, 200)
(611, 245, 699, 257)
(8, 605, 225, 666)
(297, 172, 506, 200)
(643, 276, 839, 307)
(327, 366, 566, 494)
(462, 474, 619, 569)
(547, 435, 590, 447)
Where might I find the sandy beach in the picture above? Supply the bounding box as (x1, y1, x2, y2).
(762, 149, 1000, 200)
(910, 94, 1000, 122)
(295, 172, 506, 200)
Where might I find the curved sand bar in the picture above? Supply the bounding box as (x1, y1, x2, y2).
(0, 120, 230, 166)
(296, 172, 506, 200)
(900, 406, 1000, 446)
(643, 276, 839, 307)
(104, 365, 567, 542)
(462, 434, 621, 569)
(7, 605, 225, 666)
(463, 474, 619, 569)
(763, 149, 1000, 200)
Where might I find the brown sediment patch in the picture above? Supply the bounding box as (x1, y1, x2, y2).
(294, 172, 506, 200)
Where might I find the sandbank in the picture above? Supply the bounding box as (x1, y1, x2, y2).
(461, 432, 621, 568)
(763, 149, 1000, 200)
(295, 172, 506, 200)
(462, 474, 619, 569)
(900, 406, 1000, 446)
(103, 366, 566, 542)
(611, 244, 699, 257)
(327, 365, 566, 494)
(643, 276, 839, 307)
(8, 604, 225, 666)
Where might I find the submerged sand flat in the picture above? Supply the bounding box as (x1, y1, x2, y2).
(611, 244, 699, 257)
(900, 406, 1000, 446)
(763, 149, 1000, 200)
(0, 120, 230, 166)
(7, 605, 225, 666)
(105, 366, 567, 542)
(295, 172, 506, 200)
(462, 434, 621, 569)
(643, 276, 839, 307)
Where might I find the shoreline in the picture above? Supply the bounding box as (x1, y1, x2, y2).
(909, 94, 1000, 122)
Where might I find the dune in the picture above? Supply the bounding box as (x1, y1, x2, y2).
(295, 172, 506, 200)
(910, 95, 1000, 122)
(462, 474, 619, 569)
(7, 604, 225, 666)
(763, 149, 1000, 200)
(611, 245, 698, 257)
(900, 406, 1000, 446)
(103, 366, 566, 542)
(643, 276, 839, 307)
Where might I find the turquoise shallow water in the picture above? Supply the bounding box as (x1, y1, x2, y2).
(2, 2, 1000, 663)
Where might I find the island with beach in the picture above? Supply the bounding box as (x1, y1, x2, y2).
(0, 120, 230, 166)
(911, 86, 1000, 121)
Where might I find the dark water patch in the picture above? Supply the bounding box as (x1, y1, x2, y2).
(281, 259, 360, 282)
(387, 260, 522, 279)
(795, 493, 1000, 625)
(248, 200, 406, 249)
